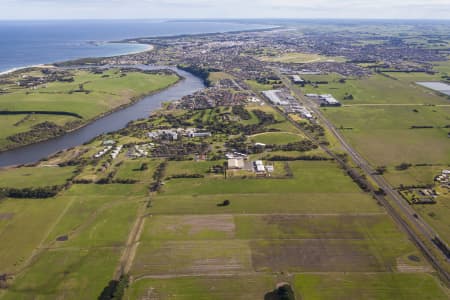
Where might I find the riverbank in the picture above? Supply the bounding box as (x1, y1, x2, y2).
(0, 66, 205, 167)
(0, 67, 181, 154)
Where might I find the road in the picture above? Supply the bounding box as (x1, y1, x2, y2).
(268, 72, 450, 284)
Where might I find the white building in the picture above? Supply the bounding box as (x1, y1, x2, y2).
(228, 157, 245, 169)
(254, 160, 265, 173)
(292, 75, 305, 84)
(262, 90, 289, 105)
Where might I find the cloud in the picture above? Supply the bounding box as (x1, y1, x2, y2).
(0, 0, 449, 19)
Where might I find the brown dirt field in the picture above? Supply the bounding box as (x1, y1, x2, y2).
(167, 215, 235, 236)
(0, 213, 14, 220)
(250, 240, 384, 272)
(131, 240, 252, 277)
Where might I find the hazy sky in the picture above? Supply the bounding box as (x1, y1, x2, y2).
(1, 0, 449, 20)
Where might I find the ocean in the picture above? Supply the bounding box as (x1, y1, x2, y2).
(0, 19, 269, 73)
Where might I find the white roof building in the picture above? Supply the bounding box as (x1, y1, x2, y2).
(228, 157, 245, 169)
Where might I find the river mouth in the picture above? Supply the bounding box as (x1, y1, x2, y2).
(0, 65, 205, 167)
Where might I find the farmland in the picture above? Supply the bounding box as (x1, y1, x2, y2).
(0, 67, 179, 150)
(302, 73, 449, 105)
(1, 22, 450, 299)
(259, 52, 346, 64)
(322, 105, 450, 166)
(0, 98, 445, 300)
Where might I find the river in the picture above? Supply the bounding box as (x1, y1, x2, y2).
(0, 66, 205, 167)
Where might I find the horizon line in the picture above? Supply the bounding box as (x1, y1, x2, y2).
(1, 17, 450, 22)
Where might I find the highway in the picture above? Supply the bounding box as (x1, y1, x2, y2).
(268, 72, 450, 285)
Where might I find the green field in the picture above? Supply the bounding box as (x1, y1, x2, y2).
(303, 73, 449, 105)
(125, 156, 438, 298)
(0, 183, 148, 299)
(0, 68, 179, 150)
(294, 273, 447, 300)
(126, 275, 278, 300)
(323, 106, 450, 166)
(259, 52, 346, 63)
(0, 166, 76, 188)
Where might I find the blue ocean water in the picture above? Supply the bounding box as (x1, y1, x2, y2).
(0, 20, 268, 72)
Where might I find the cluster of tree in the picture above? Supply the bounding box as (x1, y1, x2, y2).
(7, 121, 66, 146)
(152, 141, 210, 159)
(395, 162, 412, 171)
(98, 274, 129, 300)
(272, 140, 318, 152)
(343, 93, 354, 100)
(256, 76, 281, 85)
(73, 178, 94, 184)
(113, 178, 139, 184)
(150, 161, 167, 192)
(217, 199, 231, 207)
(410, 125, 434, 129)
(253, 109, 277, 125)
(225, 135, 248, 153)
(298, 122, 325, 138)
(231, 105, 251, 120)
(177, 65, 213, 87)
(432, 237, 450, 259)
(96, 170, 117, 184)
(346, 169, 370, 192)
(264, 284, 296, 300)
(209, 164, 225, 174)
(0, 110, 82, 119)
(1, 185, 63, 199)
(163, 113, 193, 128)
(375, 166, 387, 175)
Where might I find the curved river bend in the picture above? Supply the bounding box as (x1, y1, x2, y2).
(0, 66, 205, 167)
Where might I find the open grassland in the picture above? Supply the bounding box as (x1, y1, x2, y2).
(0, 166, 76, 188)
(383, 165, 447, 188)
(0, 69, 179, 120)
(0, 197, 71, 274)
(244, 80, 275, 92)
(303, 73, 449, 105)
(148, 161, 383, 215)
(1, 183, 149, 299)
(0, 114, 77, 148)
(294, 273, 448, 300)
(114, 159, 161, 183)
(164, 160, 218, 178)
(126, 275, 279, 300)
(2, 247, 122, 300)
(0, 68, 179, 150)
(323, 106, 450, 166)
(207, 71, 235, 83)
(259, 52, 346, 63)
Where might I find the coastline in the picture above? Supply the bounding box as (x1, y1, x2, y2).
(0, 23, 276, 163)
(0, 43, 154, 76)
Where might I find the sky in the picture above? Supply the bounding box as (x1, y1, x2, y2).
(1, 0, 450, 20)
